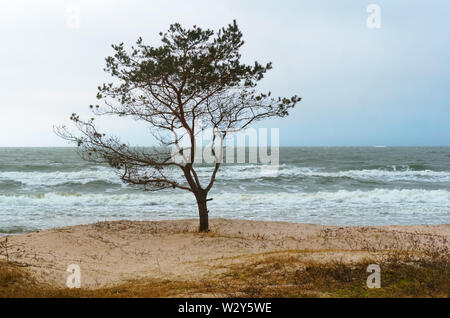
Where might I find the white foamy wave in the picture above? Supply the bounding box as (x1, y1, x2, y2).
(1, 164, 450, 187)
(192, 164, 450, 182)
(228, 189, 450, 204)
(0, 167, 123, 186)
(238, 165, 450, 182)
(1, 189, 448, 231)
(309, 169, 450, 182)
(1, 189, 448, 206)
(0, 192, 194, 207)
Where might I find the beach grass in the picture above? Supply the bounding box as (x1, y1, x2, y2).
(1, 219, 448, 298)
(1, 249, 448, 298)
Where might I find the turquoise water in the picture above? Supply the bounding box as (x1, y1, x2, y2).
(0, 147, 449, 233)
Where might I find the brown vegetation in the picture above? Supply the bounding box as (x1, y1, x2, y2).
(1, 244, 448, 298)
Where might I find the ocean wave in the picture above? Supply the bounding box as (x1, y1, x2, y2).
(290, 167, 450, 182)
(0, 189, 448, 206)
(0, 168, 123, 187)
(232, 189, 450, 204)
(0, 192, 168, 206)
(1, 164, 450, 187)
(203, 165, 450, 185)
(0, 189, 448, 232)
(215, 164, 450, 182)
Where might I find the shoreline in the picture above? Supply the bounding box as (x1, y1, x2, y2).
(1, 218, 448, 290)
(2, 216, 449, 237)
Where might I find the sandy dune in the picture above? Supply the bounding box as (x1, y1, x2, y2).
(1, 219, 449, 288)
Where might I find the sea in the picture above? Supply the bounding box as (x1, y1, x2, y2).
(0, 147, 449, 234)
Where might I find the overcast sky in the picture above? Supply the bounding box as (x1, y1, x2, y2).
(0, 0, 449, 147)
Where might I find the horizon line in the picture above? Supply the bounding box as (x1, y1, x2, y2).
(1, 145, 450, 148)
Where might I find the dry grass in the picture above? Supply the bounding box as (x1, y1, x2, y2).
(215, 251, 450, 298)
(1, 225, 449, 298)
(1, 247, 448, 298)
(0, 260, 206, 298)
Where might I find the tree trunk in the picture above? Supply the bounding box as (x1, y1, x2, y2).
(195, 192, 209, 232)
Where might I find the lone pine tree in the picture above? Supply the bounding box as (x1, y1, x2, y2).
(57, 20, 301, 232)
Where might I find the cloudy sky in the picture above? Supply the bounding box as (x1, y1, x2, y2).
(0, 0, 449, 146)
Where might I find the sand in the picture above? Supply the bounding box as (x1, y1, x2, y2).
(1, 218, 449, 288)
